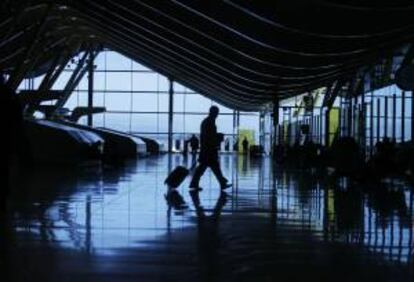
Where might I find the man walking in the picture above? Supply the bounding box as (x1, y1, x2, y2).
(189, 106, 231, 191)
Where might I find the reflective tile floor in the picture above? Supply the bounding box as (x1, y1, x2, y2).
(1, 154, 414, 282)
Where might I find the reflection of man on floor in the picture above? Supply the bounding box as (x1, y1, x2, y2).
(189, 190, 228, 280)
(189, 106, 231, 191)
(190, 190, 228, 222)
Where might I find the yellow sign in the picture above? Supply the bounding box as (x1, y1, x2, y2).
(328, 108, 340, 146)
(282, 121, 289, 145)
(238, 129, 255, 153)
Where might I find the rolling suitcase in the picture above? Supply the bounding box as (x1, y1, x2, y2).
(164, 166, 190, 188)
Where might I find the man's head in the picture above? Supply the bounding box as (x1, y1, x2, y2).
(209, 105, 219, 119)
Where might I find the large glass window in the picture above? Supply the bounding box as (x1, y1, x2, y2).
(18, 50, 262, 150)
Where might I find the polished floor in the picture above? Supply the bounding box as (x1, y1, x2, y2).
(1, 154, 414, 282)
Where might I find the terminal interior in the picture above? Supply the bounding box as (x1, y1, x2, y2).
(1, 1, 414, 282)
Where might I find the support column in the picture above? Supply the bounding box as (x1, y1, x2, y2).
(309, 109, 314, 142)
(369, 96, 374, 156)
(54, 49, 98, 112)
(360, 91, 366, 156)
(384, 96, 388, 139)
(272, 99, 279, 151)
(411, 91, 414, 141)
(339, 97, 344, 137)
(87, 55, 94, 126)
(168, 78, 174, 153)
(377, 98, 381, 142)
(259, 111, 265, 149)
(347, 96, 353, 137)
(402, 91, 405, 142)
(319, 107, 324, 144)
(232, 110, 237, 151)
(353, 95, 358, 138)
(392, 94, 396, 141)
(286, 108, 292, 145)
(325, 108, 330, 147)
(26, 51, 72, 116)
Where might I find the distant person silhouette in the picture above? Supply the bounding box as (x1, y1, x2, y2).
(233, 138, 238, 152)
(224, 137, 230, 151)
(189, 134, 199, 156)
(175, 139, 181, 151)
(189, 106, 231, 191)
(242, 137, 249, 154)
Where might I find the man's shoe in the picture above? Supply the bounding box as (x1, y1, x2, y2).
(220, 183, 232, 190)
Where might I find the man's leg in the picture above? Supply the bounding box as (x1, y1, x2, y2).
(209, 161, 229, 187)
(189, 162, 207, 188)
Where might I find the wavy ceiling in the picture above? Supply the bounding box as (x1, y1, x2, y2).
(1, 1, 414, 110)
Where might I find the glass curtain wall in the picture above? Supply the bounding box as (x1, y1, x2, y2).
(19, 50, 267, 152)
(278, 85, 413, 156)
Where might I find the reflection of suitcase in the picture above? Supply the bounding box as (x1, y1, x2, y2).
(165, 166, 190, 188)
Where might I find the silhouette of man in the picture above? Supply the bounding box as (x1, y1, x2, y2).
(189, 106, 231, 191)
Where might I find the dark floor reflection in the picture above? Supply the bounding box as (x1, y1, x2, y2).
(2, 155, 414, 281)
(190, 190, 227, 282)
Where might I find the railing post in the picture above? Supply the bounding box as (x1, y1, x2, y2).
(168, 78, 174, 153)
(87, 53, 94, 126)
